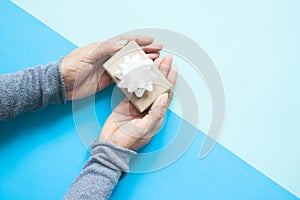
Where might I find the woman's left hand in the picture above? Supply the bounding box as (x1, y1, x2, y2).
(60, 35, 163, 100)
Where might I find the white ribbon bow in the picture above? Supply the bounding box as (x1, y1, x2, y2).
(114, 54, 157, 97)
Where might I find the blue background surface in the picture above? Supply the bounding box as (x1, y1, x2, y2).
(9, 0, 300, 195)
(0, 1, 298, 199)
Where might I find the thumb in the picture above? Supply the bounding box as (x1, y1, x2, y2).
(151, 92, 169, 114)
(143, 93, 169, 125)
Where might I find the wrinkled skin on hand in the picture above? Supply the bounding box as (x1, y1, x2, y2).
(60, 35, 163, 100)
(99, 55, 178, 150)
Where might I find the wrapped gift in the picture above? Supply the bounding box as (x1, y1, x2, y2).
(103, 41, 171, 112)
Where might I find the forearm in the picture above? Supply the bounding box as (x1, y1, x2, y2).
(0, 61, 66, 120)
(64, 142, 136, 200)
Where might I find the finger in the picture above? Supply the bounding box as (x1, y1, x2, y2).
(154, 57, 162, 66)
(115, 36, 162, 54)
(158, 54, 173, 78)
(141, 43, 163, 53)
(92, 35, 159, 59)
(166, 66, 178, 105)
(146, 53, 160, 60)
(112, 35, 154, 46)
(167, 66, 178, 88)
(141, 93, 168, 127)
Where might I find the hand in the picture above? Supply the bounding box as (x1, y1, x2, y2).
(60, 35, 163, 100)
(98, 55, 178, 150)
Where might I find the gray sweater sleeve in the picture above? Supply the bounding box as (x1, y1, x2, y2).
(64, 142, 136, 200)
(0, 61, 135, 199)
(0, 61, 66, 120)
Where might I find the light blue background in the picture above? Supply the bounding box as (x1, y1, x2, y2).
(10, 0, 300, 196)
(0, 1, 299, 199)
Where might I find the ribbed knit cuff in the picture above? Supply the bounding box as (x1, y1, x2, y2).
(91, 141, 136, 172)
(44, 61, 67, 105)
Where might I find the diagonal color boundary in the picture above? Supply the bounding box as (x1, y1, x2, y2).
(0, 1, 298, 199)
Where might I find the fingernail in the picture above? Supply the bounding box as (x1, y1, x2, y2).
(160, 93, 168, 107)
(114, 40, 128, 47)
